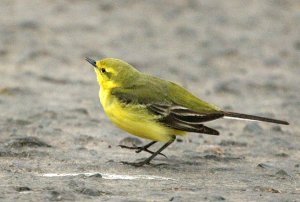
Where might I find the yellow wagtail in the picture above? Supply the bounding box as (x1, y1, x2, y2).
(86, 57, 289, 167)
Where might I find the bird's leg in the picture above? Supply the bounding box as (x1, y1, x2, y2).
(119, 141, 166, 157)
(135, 141, 157, 153)
(119, 141, 156, 152)
(122, 136, 176, 167)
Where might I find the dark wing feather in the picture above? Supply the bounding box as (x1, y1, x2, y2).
(148, 104, 222, 135)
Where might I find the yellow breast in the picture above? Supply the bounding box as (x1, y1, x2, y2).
(99, 88, 184, 142)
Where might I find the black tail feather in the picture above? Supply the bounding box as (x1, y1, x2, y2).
(223, 111, 289, 125)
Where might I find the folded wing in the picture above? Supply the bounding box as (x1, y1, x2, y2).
(148, 104, 223, 135)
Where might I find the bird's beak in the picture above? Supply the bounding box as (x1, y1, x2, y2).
(85, 57, 97, 68)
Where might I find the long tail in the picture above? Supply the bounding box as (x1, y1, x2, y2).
(223, 111, 289, 125)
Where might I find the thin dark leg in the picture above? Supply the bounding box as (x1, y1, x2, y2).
(135, 141, 156, 153)
(119, 141, 156, 152)
(122, 136, 176, 167)
(119, 141, 166, 157)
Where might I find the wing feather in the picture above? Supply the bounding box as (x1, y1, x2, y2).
(148, 104, 222, 135)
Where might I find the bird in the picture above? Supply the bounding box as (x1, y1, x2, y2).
(85, 57, 289, 167)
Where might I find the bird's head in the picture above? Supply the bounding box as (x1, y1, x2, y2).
(86, 57, 139, 89)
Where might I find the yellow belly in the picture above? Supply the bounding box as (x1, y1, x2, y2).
(99, 89, 184, 142)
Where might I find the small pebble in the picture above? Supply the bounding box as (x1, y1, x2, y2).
(271, 125, 283, 132)
(48, 191, 62, 201)
(89, 173, 102, 178)
(214, 79, 242, 95)
(169, 196, 182, 201)
(274, 152, 289, 157)
(219, 140, 247, 147)
(254, 186, 280, 193)
(77, 188, 108, 196)
(257, 163, 274, 169)
(243, 122, 263, 133)
(176, 138, 183, 143)
(5, 136, 52, 148)
(118, 137, 143, 147)
(15, 186, 31, 192)
(275, 169, 291, 178)
(294, 40, 300, 50)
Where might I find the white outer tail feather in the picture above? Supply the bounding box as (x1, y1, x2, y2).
(223, 116, 257, 122)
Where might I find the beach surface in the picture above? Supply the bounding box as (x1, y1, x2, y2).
(0, 1, 299, 201)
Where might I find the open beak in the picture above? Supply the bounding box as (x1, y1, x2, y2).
(85, 57, 97, 68)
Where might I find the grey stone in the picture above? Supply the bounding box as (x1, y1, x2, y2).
(243, 122, 263, 133)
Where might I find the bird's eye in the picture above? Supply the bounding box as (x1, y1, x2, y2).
(101, 68, 106, 73)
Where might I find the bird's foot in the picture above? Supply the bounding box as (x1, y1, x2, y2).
(118, 144, 167, 158)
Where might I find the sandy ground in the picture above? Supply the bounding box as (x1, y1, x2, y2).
(0, 0, 299, 201)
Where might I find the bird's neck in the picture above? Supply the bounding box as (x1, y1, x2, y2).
(99, 80, 119, 91)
